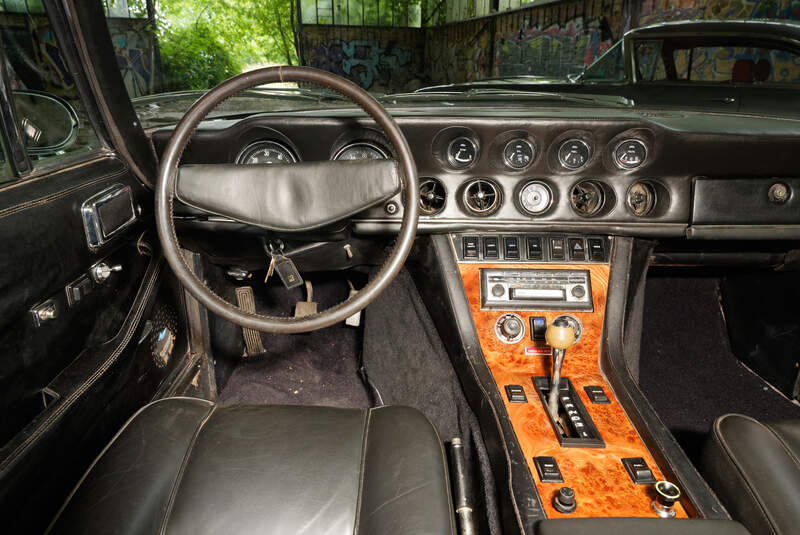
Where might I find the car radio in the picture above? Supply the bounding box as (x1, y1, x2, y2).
(480, 268, 593, 311)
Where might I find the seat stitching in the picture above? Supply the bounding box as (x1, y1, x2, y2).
(713, 415, 780, 535)
(159, 404, 217, 535)
(352, 407, 371, 535)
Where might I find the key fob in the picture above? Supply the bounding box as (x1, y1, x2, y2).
(274, 255, 303, 290)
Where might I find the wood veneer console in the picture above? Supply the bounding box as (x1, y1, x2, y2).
(458, 262, 689, 519)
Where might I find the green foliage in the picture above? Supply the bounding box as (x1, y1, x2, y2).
(160, 22, 242, 91)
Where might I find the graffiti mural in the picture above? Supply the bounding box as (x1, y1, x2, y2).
(306, 38, 419, 92)
(495, 18, 613, 79)
(108, 19, 160, 97)
(638, 0, 800, 25)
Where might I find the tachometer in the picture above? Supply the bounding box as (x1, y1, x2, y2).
(558, 139, 591, 170)
(614, 139, 647, 169)
(333, 142, 388, 160)
(237, 141, 297, 165)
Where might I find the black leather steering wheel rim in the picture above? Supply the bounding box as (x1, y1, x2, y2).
(155, 66, 419, 333)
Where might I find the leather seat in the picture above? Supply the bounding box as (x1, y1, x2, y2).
(47, 398, 455, 535)
(703, 413, 800, 535)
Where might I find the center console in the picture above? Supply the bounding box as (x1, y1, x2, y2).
(451, 232, 689, 520)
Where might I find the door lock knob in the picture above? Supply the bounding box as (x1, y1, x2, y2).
(91, 262, 122, 283)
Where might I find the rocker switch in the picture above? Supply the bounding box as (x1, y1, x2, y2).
(622, 457, 657, 485)
(505, 384, 527, 403)
(534, 456, 564, 483)
(584, 385, 610, 404)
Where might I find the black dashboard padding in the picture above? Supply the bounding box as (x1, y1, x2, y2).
(692, 178, 800, 225)
(534, 519, 750, 535)
(176, 159, 400, 231)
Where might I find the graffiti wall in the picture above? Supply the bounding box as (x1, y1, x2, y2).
(300, 0, 800, 92)
(300, 25, 425, 93)
(0, 13, 160, 98)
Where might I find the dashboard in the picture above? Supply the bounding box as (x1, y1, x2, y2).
(152, 111, 800, 240)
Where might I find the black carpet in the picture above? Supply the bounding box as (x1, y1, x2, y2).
(639, 272, 800, 462)
(211, 269, 372, 408)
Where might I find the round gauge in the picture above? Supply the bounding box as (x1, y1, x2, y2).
(571, 180, 605, 216)
(447, 137, 478, 169)
(614, 139, 647, 169)
(627, 181, 656, 216)
(558, 139, 591, 170)
(503, 139, 535, 169)
(518, 181, 552, 215)
(333, 142, 388, 160)
(237, 140, 297, 165)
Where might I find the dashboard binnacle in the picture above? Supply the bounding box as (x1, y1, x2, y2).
(152, 114, 800, 240)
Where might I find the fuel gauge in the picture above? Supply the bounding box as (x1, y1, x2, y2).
(614, 139, 647, 169)
(447, 137, 478, 169)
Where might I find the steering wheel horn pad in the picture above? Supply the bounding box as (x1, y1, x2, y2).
(155, 66, 419, 333)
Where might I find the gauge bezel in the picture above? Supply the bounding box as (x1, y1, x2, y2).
(613, 138, 648, 170)
(332, 140, 389, 161)
(558, 139, 591, 170)
(503, 138, 536, 170)
(236, 140, 298, 165)
(447, 136, 479, 169)
(517, 180, 553, 216)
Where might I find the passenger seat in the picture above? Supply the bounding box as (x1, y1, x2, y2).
(703, 413, 800, 535)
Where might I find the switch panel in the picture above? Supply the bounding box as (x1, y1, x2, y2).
(452, 234, 610, 262)
(622, 457, 657, 484)
(505, 384, 528, 403)
(584, 385, 610, 404)
(534, 456, 564, 483)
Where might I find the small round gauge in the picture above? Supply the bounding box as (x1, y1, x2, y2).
(447, 137, 477, 169)
(614, 139, 647, 169)
(558, 139, 591, 170)
(236, 140, 297, 165)
(518, 181, 552, 215)
(333, 141, 388, 160)
(503, 139, 535, 169)
(627, 181, 656, 216)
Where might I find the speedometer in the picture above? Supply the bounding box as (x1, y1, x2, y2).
(237, 141, 297, 165)
(333, 142, 388, 160)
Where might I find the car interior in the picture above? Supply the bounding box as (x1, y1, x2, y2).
(1, 2, 800, 535)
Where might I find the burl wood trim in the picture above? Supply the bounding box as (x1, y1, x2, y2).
(458, 263, 689, 519)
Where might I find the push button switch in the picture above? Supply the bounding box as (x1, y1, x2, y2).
(483, 236, 500, 259)
(505, 384, 527, 403)
(534, 456, 564, 483)
(530, 316, 547, 341)
(588, 238, 605, 261)
(568, 238, 586, 261)
(584, 385, 610, 404)
(504, 236, 520, 260)
(463, 236, 479, 259)
(550, 237, 566, 260)
(527, 236, 543, 260)
(622, 457, 657, 484)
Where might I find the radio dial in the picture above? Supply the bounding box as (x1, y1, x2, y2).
(491, 284, 505, 297)
(571, 286, 586, 299)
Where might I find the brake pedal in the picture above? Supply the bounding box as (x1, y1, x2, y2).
(294, 280, 318, 317)
(235, 286, 265, 357)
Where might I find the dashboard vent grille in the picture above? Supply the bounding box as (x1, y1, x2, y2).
(570, 180, 605, 217)
(419, 177, 446, 215)
(463, 179, 501, 216)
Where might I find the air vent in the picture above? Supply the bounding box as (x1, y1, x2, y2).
(462, 179, 501, 216)
(570, 180, 605, 217)
(419, 177, 446, 215)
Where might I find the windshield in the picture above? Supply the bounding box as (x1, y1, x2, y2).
(98, 1, 800, 125)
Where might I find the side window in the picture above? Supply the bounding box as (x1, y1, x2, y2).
(0, 3, 101, 185)
(582, 40, 626, 83)
(634, 40, 667, 82)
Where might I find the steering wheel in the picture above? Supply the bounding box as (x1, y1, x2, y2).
(155, 66, 419, 333)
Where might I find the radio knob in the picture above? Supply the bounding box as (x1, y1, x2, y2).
(571, 285, 586, 299)
(491, 284, 505, 297)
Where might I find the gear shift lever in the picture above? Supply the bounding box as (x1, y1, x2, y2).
(545, 318, 576, 417)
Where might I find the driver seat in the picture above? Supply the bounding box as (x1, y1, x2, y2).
(47, 398, 455, 535)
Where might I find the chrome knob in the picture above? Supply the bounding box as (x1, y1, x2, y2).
(92, 262, 122, 283)
(652, 481, 680, 518)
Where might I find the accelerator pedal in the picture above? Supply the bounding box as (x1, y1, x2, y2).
(235, 286, 265, 357)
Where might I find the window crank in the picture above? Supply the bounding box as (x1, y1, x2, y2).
(91, 262, 122, 283)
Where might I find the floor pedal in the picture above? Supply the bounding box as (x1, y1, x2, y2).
(235, 286, 265, 357)
(294, 280, 318, 317)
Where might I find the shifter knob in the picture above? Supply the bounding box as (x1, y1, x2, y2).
(545, 318, 576, 350)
